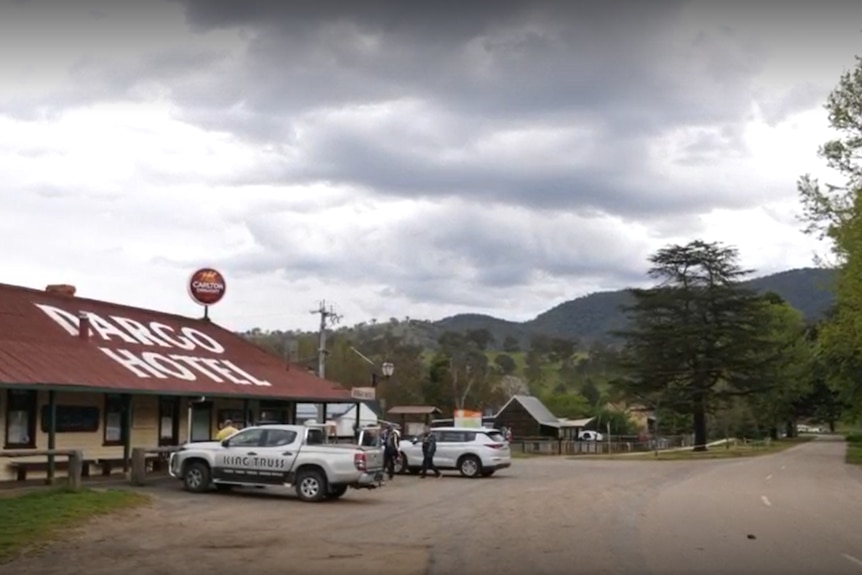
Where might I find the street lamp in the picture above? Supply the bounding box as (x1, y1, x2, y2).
(348, 346, 395, 439)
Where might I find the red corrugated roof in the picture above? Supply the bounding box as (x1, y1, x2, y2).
(0, 282, 352, 402)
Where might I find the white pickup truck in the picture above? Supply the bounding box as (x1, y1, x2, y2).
(168, 424, 385, 502)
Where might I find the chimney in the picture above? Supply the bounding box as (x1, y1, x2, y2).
(46, 284, 76, 297)
(78, 312, 90, 341)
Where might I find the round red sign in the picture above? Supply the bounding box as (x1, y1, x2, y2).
(188, 268, 227, 306)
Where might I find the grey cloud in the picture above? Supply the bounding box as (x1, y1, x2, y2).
(170, 0, 756, 133)
(150, 1, 776, 220)
(9, 0, 786, 221)
(185, 202, 659, 309)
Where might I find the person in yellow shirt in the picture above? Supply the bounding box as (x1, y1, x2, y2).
(216, 419, 238, 441)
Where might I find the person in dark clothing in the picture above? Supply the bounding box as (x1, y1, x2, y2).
(420, 428, 442, 478)
(382, 424, 400, 480)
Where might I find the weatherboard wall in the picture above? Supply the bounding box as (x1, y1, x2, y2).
(0, 389, 260, 483)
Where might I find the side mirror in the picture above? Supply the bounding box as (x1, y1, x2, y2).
(411, 438, 418, 444)
(221, 439, 230, 447)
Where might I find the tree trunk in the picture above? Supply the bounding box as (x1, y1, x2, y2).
(829, 419, 836, 433)
(784, 420, 796, 438)
(692, 394, 707, 451)
(769, 426, 779, 441)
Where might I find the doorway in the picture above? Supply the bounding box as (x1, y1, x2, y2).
(158, 396, 181, 446)
(190, 401, 213, 442)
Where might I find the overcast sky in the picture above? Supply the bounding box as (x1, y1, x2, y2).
(1, 0, 858, 332)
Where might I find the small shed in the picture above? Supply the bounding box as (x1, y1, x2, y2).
(387, 405, 442, 437)
(494, 395, 591, 439)
(557, 417, 596, 440)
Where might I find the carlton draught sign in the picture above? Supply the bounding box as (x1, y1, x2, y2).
(188, 268, 226, 306)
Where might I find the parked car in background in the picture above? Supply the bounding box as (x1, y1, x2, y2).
(578, 430, 604, 441)
(394, 427, 511, 478)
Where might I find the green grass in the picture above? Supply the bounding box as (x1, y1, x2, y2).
(0, 488, 150, 563)
(845, 433, 862, 466)
(579, 436, 814, 461)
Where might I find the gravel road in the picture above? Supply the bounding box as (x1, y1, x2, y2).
(4, 437, 862, 575)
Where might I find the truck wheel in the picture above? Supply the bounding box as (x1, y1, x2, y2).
(458, 455, 482, 478)
(295, 469, 327, 502)
(183, 461, 211, 493)
(328, 485, 349, 500)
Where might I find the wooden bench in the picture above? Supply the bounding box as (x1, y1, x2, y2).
(8, 458, 93, 482)
(96, 455, 159, 476)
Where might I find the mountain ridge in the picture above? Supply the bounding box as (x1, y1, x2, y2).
(430, 267, 836, 346)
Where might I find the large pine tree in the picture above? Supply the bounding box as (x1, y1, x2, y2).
(614, 240, 774, 450)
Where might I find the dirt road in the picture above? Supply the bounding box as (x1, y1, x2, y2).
(5, 437, 862, 574)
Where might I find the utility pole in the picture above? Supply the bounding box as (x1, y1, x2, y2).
(310, 300, 341, 423)
(310, 300, 341, 379)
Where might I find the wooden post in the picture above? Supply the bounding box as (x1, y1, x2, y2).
(130, 448, 147, 486)
(242, 398, 250, 428)
(68, 450, 84, 491)
(47, 390, 57, 485)
(122, 394, 132, 473)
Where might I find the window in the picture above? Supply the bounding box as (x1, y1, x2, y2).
(158, 397, 180, 444)
(438, 431, 467, 443)
(224, 428, 265, 447)
(263, 429, 297, 447)
(217, 409, 245, 427)
(5, 390, 37, 449)
(305, 428, 326, 445)
(40, 405, 100, 433)
(260, 401, 292, 424)
(103, 394, 127, 446)
(483, 431, 506, 443)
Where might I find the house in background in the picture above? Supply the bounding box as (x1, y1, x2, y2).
(387, 405, 442, 437)
(494, 395, 593, 440)
(295, 401, 381, 438)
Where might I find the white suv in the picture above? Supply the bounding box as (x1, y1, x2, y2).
(394, 427, 511, 478)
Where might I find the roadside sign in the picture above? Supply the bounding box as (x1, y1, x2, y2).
(188, 268, 227, 306)
(351, 387, 376, 400)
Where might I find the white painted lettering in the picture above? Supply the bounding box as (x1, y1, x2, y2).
(141, 352, 196, 380)
(169, 356, 225, 382)
(222, 360, 272, 387)
(181, 327, 224, 354)
(149, 322, 196, 350)
(87, 313, 139, 344)
(35, 304, 79, 336)
(200, 358, 250, 385)
(110, 316, 172, 348)
(100, 348, 167, 379)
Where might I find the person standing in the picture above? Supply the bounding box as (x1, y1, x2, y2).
(420, 427, 442, 479)
(215, 419, 238, 441)
(382, 423, 400, 480)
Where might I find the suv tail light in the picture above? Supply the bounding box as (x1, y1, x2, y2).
(486, 443, 504, 449)
(354, 452, 367, 471)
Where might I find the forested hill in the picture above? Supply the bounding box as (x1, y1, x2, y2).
(434, 267, 836, 346)
(241, 267, 837, 351)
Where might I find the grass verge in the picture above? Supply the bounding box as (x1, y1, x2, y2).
(845, 433, 862, 466)
(577, 436, 814, 461)
(0, 487, 150, 564)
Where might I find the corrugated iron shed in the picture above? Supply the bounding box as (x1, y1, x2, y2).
(0, 282, 351, 402)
